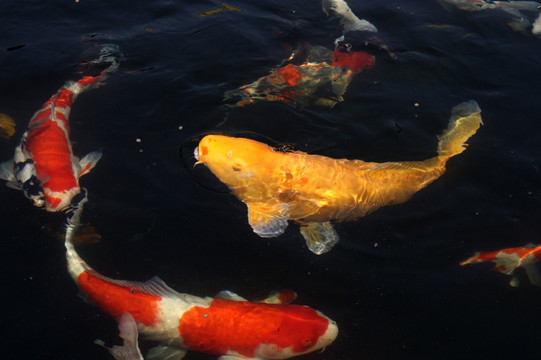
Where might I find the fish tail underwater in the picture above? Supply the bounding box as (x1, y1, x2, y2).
(2, 0, 541, 359)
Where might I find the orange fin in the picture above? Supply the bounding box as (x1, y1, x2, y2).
(260, 290, 297, 304)
(300, 221, 339, 255)
(247, 202, 289, 238)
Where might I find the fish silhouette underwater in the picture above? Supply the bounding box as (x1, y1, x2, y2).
(195, 100, 483, 254)
(461, 243, 541, 287)
(322, 0, 378, 47)
(0, 44, 120, 211)
(438, 0, 541, 34)
(224, 44, 375, 109)
(65, 194, 338, 360)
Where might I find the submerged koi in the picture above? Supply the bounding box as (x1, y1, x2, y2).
(65, 195, 338, 360)
(0, 44, 120, 211)
(195, 101, 482, 254)
(461, 243, 541, 287)
(438, 0, 541, 34)
(224, 44, 375, 109)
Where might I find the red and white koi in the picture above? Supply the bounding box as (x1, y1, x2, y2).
(0, 44, 119, 211)
(65, 195, 338, 360)
(460, 243, 541, 287)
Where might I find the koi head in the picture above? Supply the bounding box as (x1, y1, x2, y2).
(194, 135, 275, 190)
(254, 306, 338, 359)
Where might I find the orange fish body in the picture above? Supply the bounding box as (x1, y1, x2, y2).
(196, 101, 482, 254)
(461, 244, 541, 287)
(65, 196, 337, 360)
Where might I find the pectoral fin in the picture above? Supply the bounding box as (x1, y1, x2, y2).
(0, 160, 15, 182)
(300, 221, 339, 255)
(247, 202, 290, 238)
(95, 312, 144, 360)
(525, 264, 541, 287)
(79, 150, 103, 176)
(147, 345, 187, 360)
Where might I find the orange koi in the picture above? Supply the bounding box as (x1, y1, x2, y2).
(0, 44, 120, 211)
(65, 195, 338, 360)
(461, 243, 541, 287)
(195, 101, 482, 254)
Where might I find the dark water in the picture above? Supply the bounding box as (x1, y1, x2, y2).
(1, 1, 541, 359)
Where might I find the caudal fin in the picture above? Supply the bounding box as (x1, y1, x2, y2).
(437, 100, 483, 159)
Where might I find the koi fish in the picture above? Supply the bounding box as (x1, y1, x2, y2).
(224, 44, 375, 108)
(437, 0, 541, 34)
(96, 312, 144, 360)
(460, 243, 541, 287)
(322, 0, 377, 48)
(195, 100, 482, 255)
(0, 44, 120, 211)
(65, 194, 338, 360)
(322, 0, 377, 33)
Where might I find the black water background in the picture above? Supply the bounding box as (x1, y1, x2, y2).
(1, 0, 541, 359)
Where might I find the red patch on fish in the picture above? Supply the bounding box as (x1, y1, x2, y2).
(276, 64, 303, 87)
(178, 298, 329, 357)
(77, 271, 161, 326)
(332, 50, 374, 73)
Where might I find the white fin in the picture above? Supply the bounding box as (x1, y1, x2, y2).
(300, 222, 339, 255)
(525, 264, 541, 287)
(5, 181, 20, 190)
(247, 202, 290, 238)
(95, 312, 144, 360)
(79, 150, 103, 176)
(214, 290, 247, 302)
(0, 160, 15, 181)
(147, 345, 187, 360)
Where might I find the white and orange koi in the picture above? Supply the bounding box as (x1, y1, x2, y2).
(195, 101, 482, 255)
(461, 243, 541, 287)
(65, 195, 338, 360)
(0, 44, 120, 211)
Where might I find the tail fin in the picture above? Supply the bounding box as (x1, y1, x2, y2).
(437, 100, 483, 159)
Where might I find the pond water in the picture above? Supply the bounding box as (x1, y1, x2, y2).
(1, 1, 540, 359)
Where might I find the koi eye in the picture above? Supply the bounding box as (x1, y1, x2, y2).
(303, 339, 312, 347)
(130, 288, 138, 294)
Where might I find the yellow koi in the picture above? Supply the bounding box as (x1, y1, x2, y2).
(195, 101, 483, 254)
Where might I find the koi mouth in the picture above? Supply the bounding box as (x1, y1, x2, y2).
(194, 146, 199, 161)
